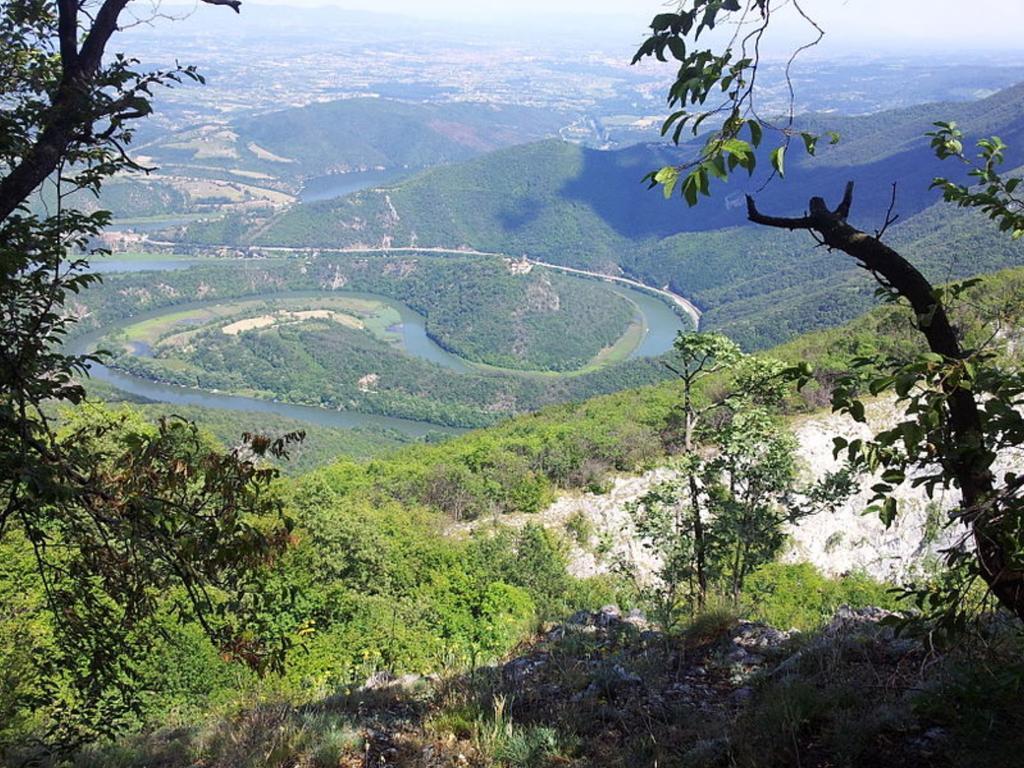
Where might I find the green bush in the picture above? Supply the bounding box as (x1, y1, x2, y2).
(742, 563, 899, 631)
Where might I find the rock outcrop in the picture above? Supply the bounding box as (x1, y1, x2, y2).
(460, 397, 1024, 585)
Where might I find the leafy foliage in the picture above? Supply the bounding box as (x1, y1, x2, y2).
(743, 563, 899, 631)
(623, 335, 802, 627)
(928, 121, 1024, 239)
(0, 0, 308, 747)
(639, 2, 1024, 627)
(631, 1, 832, 204)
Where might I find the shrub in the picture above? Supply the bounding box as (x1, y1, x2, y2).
(564, 511, 594, 546)
(742, 563, 898, 631)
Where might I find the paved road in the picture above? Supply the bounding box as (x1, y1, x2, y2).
(146, 240, 703, 328)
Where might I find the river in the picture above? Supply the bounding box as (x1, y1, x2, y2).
(299, 168, 411, 203)
(72, 267, 688, 435)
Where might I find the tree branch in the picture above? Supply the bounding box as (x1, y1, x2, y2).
(200, 0, 242, 13)
(746, 181, 1024, 620)
(57, 0, 79, 74)
(0, 0, 239, 222)
(77, 0, 131, 75)
(744, 197, 815, 231)
(834, 180, 854, 220)
(875, 182, 900, 240)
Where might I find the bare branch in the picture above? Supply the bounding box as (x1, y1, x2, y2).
(834, 180, 855, 219)
(745, 195, 815, 230)
(875, 182, 900, 240)
(200, 0, 241, 12)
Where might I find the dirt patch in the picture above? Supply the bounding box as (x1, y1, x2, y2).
(246, 141, 295, 164)
(222, 309, 364, 336)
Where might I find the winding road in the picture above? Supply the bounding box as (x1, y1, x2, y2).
(147, 241, 703, 329)
(527, 259, 701, 328)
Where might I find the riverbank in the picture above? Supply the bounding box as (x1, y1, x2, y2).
(69, 262, 688, 433)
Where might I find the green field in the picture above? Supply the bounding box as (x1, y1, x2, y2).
(108, 295, 402, 353)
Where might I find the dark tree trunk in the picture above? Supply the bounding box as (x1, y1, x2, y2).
(0, 0, 133, 224)
(747, 183, 1024, 621)
(689, 471, 708, 609)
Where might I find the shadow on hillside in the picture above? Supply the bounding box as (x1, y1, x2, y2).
(555, 94, 1024, 242)
(54, 606, 1024, 768)
(497, 196, 546, 232)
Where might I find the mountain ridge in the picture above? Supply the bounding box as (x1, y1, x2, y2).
(175, 82, 1024, 349)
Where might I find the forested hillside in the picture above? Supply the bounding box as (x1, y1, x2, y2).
(54, 99, 572, 221)
(9, 266, 1024, 765)
(8, 0, 1024, 764)
(72, 255, 682, 426)
(178, 84, 1024, 348)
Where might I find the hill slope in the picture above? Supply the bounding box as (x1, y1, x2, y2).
(138, 98, 572, 189)
(179, 83, 1024, 348)
(24, 267, 1024, 768)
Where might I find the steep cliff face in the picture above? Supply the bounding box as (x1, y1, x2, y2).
(778, 403, 954, 581)
(787, 398, 1024, 580)
(781, 400, 955, 581)
(461, 399, 1023, 585)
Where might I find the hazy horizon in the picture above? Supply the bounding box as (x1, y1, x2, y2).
(224, 0, 1024, 52)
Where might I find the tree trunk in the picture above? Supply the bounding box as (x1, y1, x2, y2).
(0, 0, 132, 224)
(683, 394, 708, 609)
(747, 183, 1024, 621)
(689, 471, 708, 609)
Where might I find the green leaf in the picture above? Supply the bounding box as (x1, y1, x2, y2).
(800, 132, 818, 156)
(748, 119, 763, 148)
(706, 154, 729, 181)
(651, 13, 679, 32)
(771, 145, 786, 177)
(879, 497, 898, 528)
(695, 168, 710, 196)
(721, 137, 752, 157)
(682, 174, 699, 207)
(722, 138, 756, 174)
(654, 166, 680, 199)
(667, 36, 687, 61)
(881, 469, 905, 485)
(849, 400, 866, 423)
(660, 110, 686, 137)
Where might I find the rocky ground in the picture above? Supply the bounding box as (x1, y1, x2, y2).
(348, 605, 966, 768)
(455, 396, 1024, 587)
(69, 604, 1021, 768)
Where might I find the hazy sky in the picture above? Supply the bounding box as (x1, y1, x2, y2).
(242, 0, 1024, 51)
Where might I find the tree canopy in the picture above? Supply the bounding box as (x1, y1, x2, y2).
(0, 0, 310, 745)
